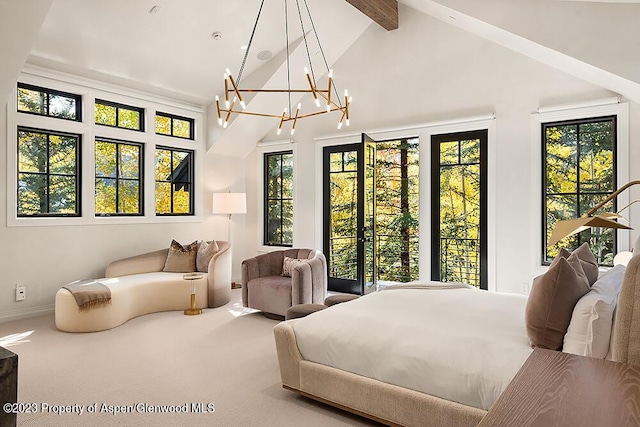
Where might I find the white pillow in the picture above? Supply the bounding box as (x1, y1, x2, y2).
(563, 264, 626, 358)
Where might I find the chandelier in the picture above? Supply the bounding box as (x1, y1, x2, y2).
(215, 0, 352, 135)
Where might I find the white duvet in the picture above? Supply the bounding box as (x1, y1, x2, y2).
(293, 285, 533, 410)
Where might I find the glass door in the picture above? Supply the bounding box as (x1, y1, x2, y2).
(431, 130, 488, 289)
(362, 134, 377, 294)
(323, 134, 377, 294)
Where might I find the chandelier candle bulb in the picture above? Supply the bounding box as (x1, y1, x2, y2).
(327, 70, 333, 111)
(277, 108, 287, 135)
(215, 96, 222, 125)
(290, 103, 301, 135)
(224, 74, 230, 108)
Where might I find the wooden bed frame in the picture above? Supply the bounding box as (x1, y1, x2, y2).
(273, 254, 640, 426)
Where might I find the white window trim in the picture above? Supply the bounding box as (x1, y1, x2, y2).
(313, 114, 497, 291)
(530, 98, 630, 275)
(256, 139, 297, 252)
(7, 67, 205, 227)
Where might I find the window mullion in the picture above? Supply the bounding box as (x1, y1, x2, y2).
(46, 134, 52, 213)
(169, 153, 174, 213)
(115, 143, 120, 213)
(280, 153, 284, 245)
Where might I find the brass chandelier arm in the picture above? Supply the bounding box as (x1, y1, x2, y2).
(586, 180, 640, 216)
(226, 88, 328, 93)
(218, 105, 347, 121)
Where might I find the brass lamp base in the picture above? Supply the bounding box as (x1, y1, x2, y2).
(184, 293, 202, 316)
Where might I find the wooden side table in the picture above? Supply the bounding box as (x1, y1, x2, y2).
(479, 348, 640, 426)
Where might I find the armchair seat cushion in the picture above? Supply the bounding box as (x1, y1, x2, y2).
(247, 276, 293, 317)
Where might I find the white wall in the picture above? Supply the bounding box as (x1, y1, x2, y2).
(243, 8, 640, 294)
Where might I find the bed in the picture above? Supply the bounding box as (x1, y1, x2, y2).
(274, 253, 640, 426)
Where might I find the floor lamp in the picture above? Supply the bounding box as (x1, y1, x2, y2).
(212, 192, 247, 289)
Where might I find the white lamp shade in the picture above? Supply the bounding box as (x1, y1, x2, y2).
(212, 193, 246, 215)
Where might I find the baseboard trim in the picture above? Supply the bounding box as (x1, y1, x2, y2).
(0, 304, 55, 323)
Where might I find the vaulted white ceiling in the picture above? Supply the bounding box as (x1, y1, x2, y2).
(27, 0, 370, 106)
(3, 0, 640, 152)
(22, 0, 640, 106)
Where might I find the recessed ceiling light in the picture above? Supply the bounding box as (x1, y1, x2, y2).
(149, 5, 161, 14)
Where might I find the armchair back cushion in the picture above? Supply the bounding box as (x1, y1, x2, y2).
(242, 249, 326, 317)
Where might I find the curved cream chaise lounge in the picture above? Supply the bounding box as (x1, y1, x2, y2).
(55, 241, 231, 333)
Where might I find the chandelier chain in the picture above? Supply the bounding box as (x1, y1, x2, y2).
(285, 0, 292, 114)
(302, 0, 342, 107)
(237, 0, 266, 84)
(295, 0, 316, 84)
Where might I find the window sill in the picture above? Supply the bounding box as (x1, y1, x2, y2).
(6, 214, 202, 227)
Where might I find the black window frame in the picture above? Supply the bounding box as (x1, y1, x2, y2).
(155, 112, 195, 140)
(541, 115, 617, 266)
(263, 150, 294, 247)
(94, 138, 145, 217)
(17, 83, 82, 122)
(16, 126, 82, 217)
(95, 99, 145, 132)
(155, 146, 194, 216)
(431, 130, 488, 290)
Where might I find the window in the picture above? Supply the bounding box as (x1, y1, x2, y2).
(95, 99, 144, 131)
(95, 139, 144, 216)
(17, 83, 81, 121)
(264, 151, 293, 246)
(155, 112, 194, 140)
(155, 147, 194, 215)
(10, 72, 204, 226)
(543, 116, 616, 265)
(17, 127, 81, 216)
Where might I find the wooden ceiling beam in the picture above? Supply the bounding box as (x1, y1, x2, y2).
(345, 0, 398, 31)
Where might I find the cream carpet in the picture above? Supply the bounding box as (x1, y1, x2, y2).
(0, 289, 380, 427)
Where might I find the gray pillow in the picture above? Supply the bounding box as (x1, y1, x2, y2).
(163, 240, 197, 273)
(282, 256, 307, 277)
(525, 253, 590, 350)
(196, 240, 219, 273)
(553, 243, 599, 286)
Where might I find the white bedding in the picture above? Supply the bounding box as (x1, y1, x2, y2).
(293, 285, 533, 410)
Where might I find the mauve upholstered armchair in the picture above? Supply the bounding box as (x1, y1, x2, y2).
(241, 249, 327, 318)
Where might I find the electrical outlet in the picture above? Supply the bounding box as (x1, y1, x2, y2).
(521, 282, 529, 294)
(15, 284, 26, 301)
